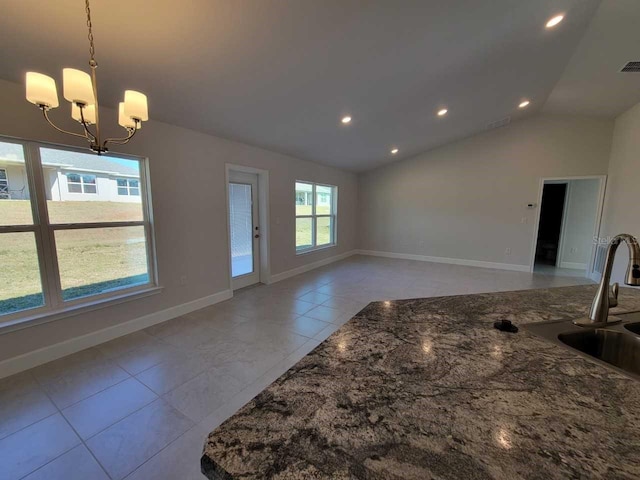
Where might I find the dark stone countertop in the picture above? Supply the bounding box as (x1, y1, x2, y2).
(202, 285, 640, 479)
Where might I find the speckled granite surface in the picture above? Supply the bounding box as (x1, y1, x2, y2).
(202, 285, 640, 479)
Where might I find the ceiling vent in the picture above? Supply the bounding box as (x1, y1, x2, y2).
(621, 61, 640, 72)
(486, 116, 511, 130)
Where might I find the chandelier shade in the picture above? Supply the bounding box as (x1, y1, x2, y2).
(26, 72, 59, 109)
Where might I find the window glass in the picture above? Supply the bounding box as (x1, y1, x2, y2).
(316, 216, 332, 246)
(0, 141, 33, 225)
(0, 232, 44, 316)
(55, 226, 149, 301)
(296, 218, 313, 251)
(295, 182, 313, 215)
(316, 185, 333, 215)
(41, 148, 144, 223)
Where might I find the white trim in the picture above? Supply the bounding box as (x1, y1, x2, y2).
(0, 289, 233, 380)
(268, 250, 358, 284)
(358, 250, 530, 272)
(559, 262, 588, 270)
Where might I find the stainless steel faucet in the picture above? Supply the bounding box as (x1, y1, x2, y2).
(574, 233, 640, 327)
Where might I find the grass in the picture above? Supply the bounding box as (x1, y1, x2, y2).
(0, 200, 148, 316)
(295, 204, 332, 250)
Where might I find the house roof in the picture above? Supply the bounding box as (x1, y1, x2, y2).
(0, 142, 139, 177)
(40, 149, 140, 177)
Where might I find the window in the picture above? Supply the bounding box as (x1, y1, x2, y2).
(295, 181, 337, 253)
(67, 172, 97, 194)
(0, 137, 157, 325)
(117, 178, 140, 196)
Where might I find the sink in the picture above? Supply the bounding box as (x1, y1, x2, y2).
(525, 311, 640, 380)
(558, 329, 640, 375)
(625, 322, 640, 335)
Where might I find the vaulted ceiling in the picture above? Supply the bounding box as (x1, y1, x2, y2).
(0, 0, 637, 171)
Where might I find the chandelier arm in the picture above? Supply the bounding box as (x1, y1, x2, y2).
(78, 106, 97, 142)
(41, 107, 91, 140)
(103, 125, 138, 147)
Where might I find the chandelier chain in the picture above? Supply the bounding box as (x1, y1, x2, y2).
(85, 0, 97, 67)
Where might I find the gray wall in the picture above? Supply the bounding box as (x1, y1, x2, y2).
(358, 114, 614, 268)
(601, 100, 640, 283)
(0, 78, 358, 362)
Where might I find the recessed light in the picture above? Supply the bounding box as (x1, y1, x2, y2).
(546, 14, 564, 28)
(341, 116, 352, 124)
(519, 100, 530, 108)
(391, 148, 399, 154)
(437, 108, 448, 116)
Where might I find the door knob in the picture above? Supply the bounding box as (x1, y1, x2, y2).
(254, 234, 260, 238)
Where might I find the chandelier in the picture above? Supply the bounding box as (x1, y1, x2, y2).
(24, 0, 148, 154)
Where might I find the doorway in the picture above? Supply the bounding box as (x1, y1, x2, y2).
(532, 177, 606, 278)
(535, 183, 567, 268)
(228, 171, 260, 289)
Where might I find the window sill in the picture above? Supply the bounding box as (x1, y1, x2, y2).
(0, 285, 163, 335)
(296, 244, 337, 256)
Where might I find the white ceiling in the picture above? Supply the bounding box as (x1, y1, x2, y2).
(0, 0, 635, 172)
(543, 0, 640, 117)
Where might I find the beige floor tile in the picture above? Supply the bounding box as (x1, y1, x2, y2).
(0, 374, 56, 441)
(124, 424, 210, 480)
(86, 399, 194, 480)
(62, 377, 157, 440)
(163, 368, 244, 422)
(297, 291, 332, 304)
(304, 305, 349, 323)
(22, 445, 109, 480)
(0, 413, 80, 480)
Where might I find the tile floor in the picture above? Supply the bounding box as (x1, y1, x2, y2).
(0, 255, 592, 480)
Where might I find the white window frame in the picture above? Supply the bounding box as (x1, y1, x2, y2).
(0, 135, 159, 332)
(117, 178, 140, 196)
(295, 181, 337, 254)
(66, 172, 98, 194)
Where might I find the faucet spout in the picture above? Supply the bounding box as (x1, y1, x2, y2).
(575, 234, 640, 327)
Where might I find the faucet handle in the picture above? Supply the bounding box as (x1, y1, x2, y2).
(610, 282, 619, 308)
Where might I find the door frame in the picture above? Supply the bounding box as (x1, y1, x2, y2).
(529, 175, 607, 277)
(225, 164, 270, 289)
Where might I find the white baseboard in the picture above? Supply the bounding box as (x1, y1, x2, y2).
(0, 289, 233, 380)
(559, 262, 587, 270)
(357, 249, 530, 272)
(268, 250, 358, 284)
(588, 271, 601, 283)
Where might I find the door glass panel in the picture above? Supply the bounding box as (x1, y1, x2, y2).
(0, 141, 33, 225)
(316, 216, 332, 246)
(40, 147, 144, 224)
(0, 232, 44, 315)
(296, 217, 313, 251)
(55, 226, 149, 301)
(229, 183, 253, 277)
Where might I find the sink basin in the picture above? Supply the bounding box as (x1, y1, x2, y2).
(525, 311, 640, 380)
(558, 329, 640, 375)
(625, 322, 640, 335)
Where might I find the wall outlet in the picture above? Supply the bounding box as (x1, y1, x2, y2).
(179, 275, 188, 286)
(505, 247, 511, 255)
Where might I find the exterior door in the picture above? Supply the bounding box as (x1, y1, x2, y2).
(228, 171, 260, 289)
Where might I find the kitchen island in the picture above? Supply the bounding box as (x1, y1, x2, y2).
(202, 285, 640, 479)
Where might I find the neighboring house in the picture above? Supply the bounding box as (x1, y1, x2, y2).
(295, 183, 331, 208)
(0, 149, 141, 203)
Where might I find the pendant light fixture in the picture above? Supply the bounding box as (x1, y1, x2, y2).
(25, 0, 148, 154)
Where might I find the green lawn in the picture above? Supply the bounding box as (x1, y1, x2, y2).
(0, 200, 148, 315)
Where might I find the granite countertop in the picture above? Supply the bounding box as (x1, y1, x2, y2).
(202, 285, 640, 479)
